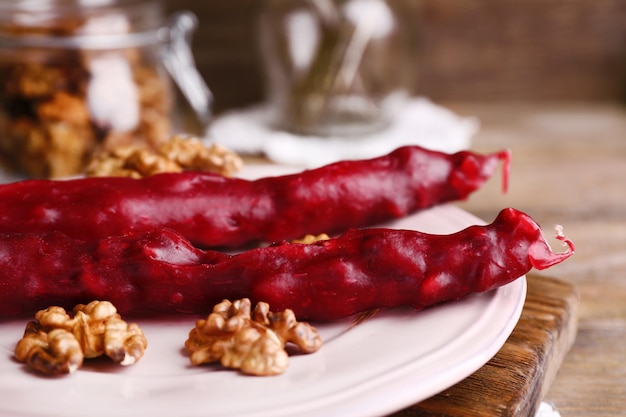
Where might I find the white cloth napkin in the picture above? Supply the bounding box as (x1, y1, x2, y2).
(536, 402, 561, 417)
(207, 97, 479, 168)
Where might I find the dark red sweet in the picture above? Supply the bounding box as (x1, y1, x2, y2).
(0, 208, 573, 321)
(0, 146, 509, 249)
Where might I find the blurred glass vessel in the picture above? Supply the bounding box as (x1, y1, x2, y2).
(0, 0, 210, 178)
(258, 0, 415, 137)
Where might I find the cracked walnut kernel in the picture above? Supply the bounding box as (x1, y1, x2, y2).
(185, 298, 322, 376)
(85, 135, 243, 178)
(14, 301, 147, 374)
(292, 233, 331, 244)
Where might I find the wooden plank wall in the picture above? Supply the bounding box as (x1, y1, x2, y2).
(164, 0, 626, 112)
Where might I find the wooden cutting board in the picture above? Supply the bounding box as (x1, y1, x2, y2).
(390, 274, 579, 417)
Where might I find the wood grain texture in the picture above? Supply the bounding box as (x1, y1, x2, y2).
(389, 274, 579, 417)
(163, 0, 626, 110)
(452, 102, 626, 416)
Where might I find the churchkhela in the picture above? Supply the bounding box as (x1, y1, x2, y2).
(0, 146, 509, 249)
(0, 208, 573, 321)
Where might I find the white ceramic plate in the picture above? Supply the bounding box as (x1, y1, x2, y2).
(0, 164, 526, 417)
(0, 204, 526, 417)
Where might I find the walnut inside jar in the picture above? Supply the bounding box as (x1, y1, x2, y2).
(0, 8, 174, 178)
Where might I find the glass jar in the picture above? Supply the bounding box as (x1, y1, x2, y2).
(258, 0, 415, 137)
(0, 0, 211, 178)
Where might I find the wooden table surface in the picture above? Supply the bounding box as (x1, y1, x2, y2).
(444, 102, 626, 416)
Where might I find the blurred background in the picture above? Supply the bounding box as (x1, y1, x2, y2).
(164, 0, 626, 113)
(1, 0, 624, 178)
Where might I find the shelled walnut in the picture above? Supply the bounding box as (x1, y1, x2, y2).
(185, 298, 322, 376)
(292, 233, 330, 244)
(0, 57, 172, 178)
(14, 301, 147, 375)
(85, 135, 243, 178)
(0, 13, 173, 179)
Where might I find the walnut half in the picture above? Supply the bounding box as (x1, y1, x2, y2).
(15, 301, 147, 375)
(185, 299, 322, 376)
